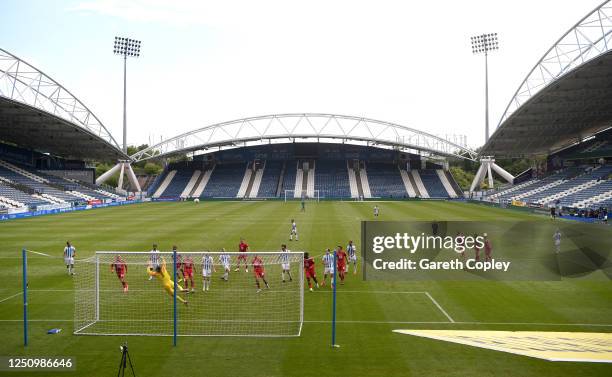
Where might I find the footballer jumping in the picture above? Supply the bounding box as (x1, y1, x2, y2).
(235, 238, 249, 272)
(147, 257, 188, 305)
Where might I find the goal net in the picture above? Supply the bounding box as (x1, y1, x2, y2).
(74, 251, 304, 337)
(284, 190, 319, 202)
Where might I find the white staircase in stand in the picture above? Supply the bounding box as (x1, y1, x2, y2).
(348, 166, 359, 198)
(411, 170, 429, 198)
(248, 166, 264, 198)
(536, 179, 602, 205)
(153, 170, 177, 198)
(180, 170, 201, 198)
(360, 167, 372, 198)
(236, 165, 253, 198)
(306, 162, 315, 198)
(437, 169, 457, 198)
(191, 167, 214, 198)
(67, 191, 93, 201)
(572, 188, 612, 208)
(511, 179, 565, 200)
(0, 159, 48, 183)
(294, 163, 303, 198)
(399, 169, 417, 197)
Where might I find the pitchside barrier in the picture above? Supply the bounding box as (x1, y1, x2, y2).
(70, 251, 304, 342)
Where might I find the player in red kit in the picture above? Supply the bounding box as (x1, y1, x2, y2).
(110, 255, 128, 292)
(182, 255, 196, 292)
(484, 234, 492, 262)
(335, 246, 348, 285)
(235, 238, 249, 272)
(303, 252, 319, 291)
(252, 255, 270, 292)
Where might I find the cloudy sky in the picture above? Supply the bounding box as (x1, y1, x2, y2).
(0, 0, 601, 149)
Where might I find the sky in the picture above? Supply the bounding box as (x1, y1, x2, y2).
(0, 0, 603, 150)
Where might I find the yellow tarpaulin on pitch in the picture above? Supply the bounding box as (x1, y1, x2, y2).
(393, 330, 612, 363)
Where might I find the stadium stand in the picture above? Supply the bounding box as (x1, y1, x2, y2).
(419, 169, 449, 198)
(157, 169, 193, 198)
(0, 181, 49, 207)
(314, 160, 351, 198)
(257, 161, 283, 198)
(140, 144, 465, 200)
(487, 164, 612, 209)
(366, 162, 408, 198)
(281, 161, 297, 197)
(201, 163, 245, 198)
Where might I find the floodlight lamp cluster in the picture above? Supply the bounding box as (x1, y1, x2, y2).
(113, 37, 141, 57)
(471, 33, 498, 54)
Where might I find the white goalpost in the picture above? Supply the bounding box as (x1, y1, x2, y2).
(284, 190, 320, 202)
(74, 251, 304, 337)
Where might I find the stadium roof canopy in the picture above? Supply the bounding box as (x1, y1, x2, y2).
(130, 113, 477, 162)
(0, 48, 127, 161)
(481, 0, 612, 157)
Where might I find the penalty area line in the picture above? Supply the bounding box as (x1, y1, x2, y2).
(425, 292, 455, 323)
(27, 249, 53, 257)
(0, 291, 22, 303)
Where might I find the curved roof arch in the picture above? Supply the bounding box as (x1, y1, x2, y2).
(483, 1, 612, 157)
(0, 48, 126, 160)
(498, 0, 612, 127)
(130, 113, 477, 162)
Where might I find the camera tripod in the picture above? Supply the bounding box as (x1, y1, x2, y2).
(117, 342, 136, 377)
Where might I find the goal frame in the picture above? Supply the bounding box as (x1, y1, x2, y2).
(284, 189, 320, 202)
(74, 251, 305, 339)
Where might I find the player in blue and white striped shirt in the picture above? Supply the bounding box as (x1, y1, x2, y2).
(279, 244, 293, 283)
(148, 244, 160, 281)
(201, 253, 215, 291)
(322, 248, 334, 287)
(347, 240, 357, 275)
(63, 241, 76, 275)
(219, 248, 231, 281)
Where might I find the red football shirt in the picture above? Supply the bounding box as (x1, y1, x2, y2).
(239, 242, 249, 253)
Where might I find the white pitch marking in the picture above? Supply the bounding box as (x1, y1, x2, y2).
(0, 320, 611, 327)
(425, 291, 455, 323)
(0, 291, 22, 303)
(27, 250, 53, 257)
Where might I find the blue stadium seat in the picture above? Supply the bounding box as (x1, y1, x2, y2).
(366, 163, 407, 198)
(257, 161, 282, 198)
(419, 170, 449, 198)
(201, 163, 246, 198)
(314, 160, 351, 198)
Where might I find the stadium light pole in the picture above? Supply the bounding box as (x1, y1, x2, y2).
(471, 33, 499, 143)
(113, 36, 141, 154)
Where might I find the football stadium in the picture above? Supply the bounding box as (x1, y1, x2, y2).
(0, 1, 611, 376)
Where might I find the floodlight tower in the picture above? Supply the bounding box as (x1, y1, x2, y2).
(113, 36, 141, 153)
(471, 33, 498, 143)
(96, 37, 143, 194)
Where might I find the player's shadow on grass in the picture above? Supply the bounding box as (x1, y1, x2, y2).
(543, 247, 612, 279)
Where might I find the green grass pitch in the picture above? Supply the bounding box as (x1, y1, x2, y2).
(0, 201, 610, 376)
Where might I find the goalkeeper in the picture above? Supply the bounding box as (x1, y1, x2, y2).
(147, 257, 188, 305)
